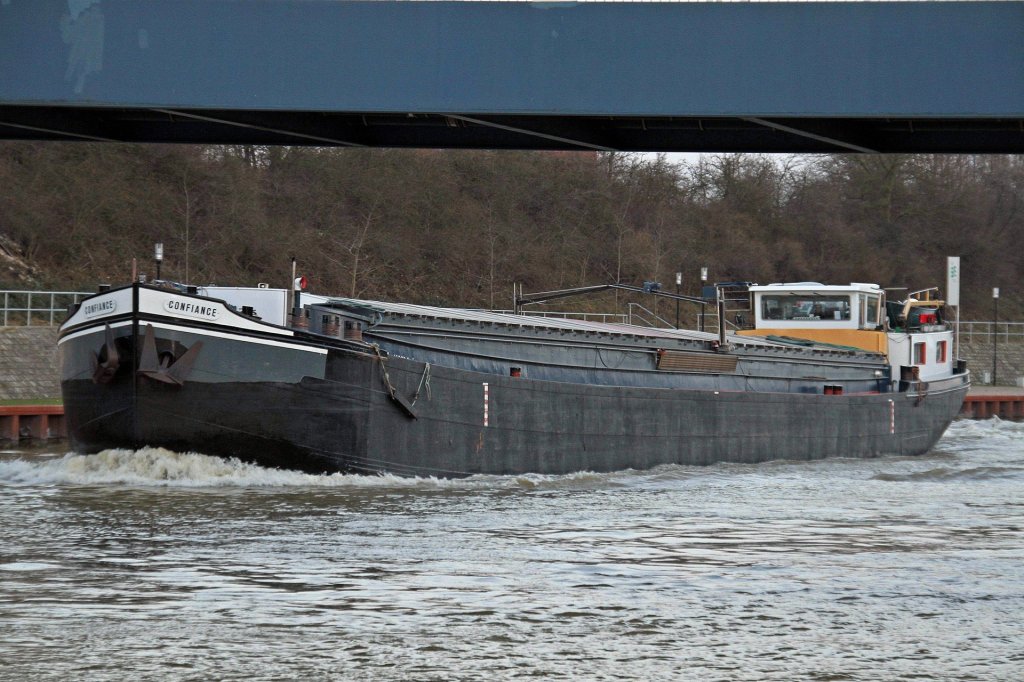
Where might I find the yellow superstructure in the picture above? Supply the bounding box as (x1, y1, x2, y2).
(736, 328, 888, 355)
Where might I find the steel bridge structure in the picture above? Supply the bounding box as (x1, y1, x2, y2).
(0, 1, 1022, 153)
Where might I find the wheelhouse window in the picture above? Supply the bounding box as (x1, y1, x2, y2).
(936, 340, 948, 363)
(761, 295, 852, 322)
(865, 295, 880, 327)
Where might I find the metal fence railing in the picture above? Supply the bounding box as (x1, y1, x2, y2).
(1, 290, 94, 326)
(493, 310, 629, 324)
(960, 321, 1024, 343)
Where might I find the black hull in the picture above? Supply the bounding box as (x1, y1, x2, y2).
(59, 308, 970, 477)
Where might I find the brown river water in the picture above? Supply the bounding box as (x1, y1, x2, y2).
(1, 419, 1022, 681)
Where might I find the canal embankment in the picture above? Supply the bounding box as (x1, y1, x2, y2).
(0, 326, 63, 442)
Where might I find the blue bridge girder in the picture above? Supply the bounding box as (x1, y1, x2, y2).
(1, 0, 1022, 153)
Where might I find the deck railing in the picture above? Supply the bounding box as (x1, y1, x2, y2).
(960, 321, 1024, 342)
(493, 310, 628, 324)
(626, 302, 679, 329)
(1, 290, 93, 326)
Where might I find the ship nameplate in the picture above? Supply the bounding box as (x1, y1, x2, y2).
(82, 298, 117, 318)
(163, 299, 221, 321)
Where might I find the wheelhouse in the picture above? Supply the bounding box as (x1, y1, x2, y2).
(737, 283, 889, 355)
(750, 282, 884, 331)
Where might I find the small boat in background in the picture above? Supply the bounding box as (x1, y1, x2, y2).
(57, 277, 968, 477)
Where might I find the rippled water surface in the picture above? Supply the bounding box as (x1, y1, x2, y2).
(2, 420, 1023, 681)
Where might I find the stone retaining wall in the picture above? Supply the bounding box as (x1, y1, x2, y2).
(0, 327, 60, 401)
(959, 340, 1024, 386)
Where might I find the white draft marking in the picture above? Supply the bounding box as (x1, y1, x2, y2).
(483, 382, 489, 427)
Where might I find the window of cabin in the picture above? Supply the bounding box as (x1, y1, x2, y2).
(865, 295, 880, 327)
(761, 295, 852, 322)
(936, 340, 948, 363)
(914, 342, 927, 365)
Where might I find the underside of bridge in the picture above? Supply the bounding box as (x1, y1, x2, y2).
(1, 1, 1022, 153)
(2, 106, 1022, 153)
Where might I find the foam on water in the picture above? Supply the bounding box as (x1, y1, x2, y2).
(941, 414, 1024, 442)
(0, 447, 441, 489)
(0, 418, 1014, 491)
(872, 465, 1024, 482)
(0, 446, 627, 490)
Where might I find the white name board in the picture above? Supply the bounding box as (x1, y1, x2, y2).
(82, 298, 117, 318)
(946, 256, 960, 306)
(163, 299, 221, 321)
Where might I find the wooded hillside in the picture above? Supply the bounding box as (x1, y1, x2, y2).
(0, 143, 1020, 320)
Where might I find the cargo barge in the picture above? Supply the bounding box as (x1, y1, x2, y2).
(57, 281, 969, 476)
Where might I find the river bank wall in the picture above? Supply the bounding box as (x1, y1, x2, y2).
(0, 327, 59, 401)
(959, 339, 1024, 386)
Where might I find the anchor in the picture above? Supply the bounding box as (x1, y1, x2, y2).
(90, 324, 120, 384)
(138, 324, 202, 386)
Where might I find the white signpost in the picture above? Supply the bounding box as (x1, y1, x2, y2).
(946, 256, 960, 306)
(947, 257, 960, 360)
